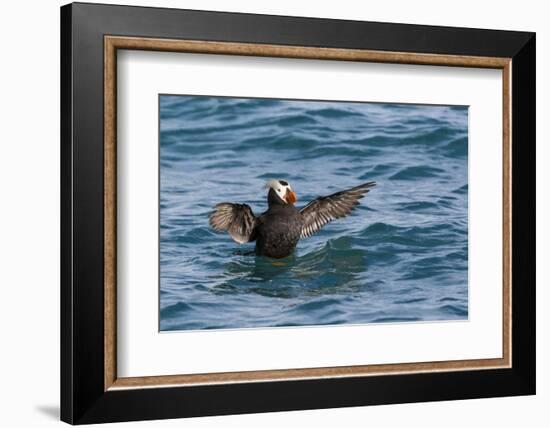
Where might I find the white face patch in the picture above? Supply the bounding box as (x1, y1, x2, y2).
(265, 179, 292, 201)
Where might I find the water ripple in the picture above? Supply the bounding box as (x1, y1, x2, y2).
(159, 95, 469, 331)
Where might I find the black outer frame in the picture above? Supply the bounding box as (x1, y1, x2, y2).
(60, 2, 535, 424)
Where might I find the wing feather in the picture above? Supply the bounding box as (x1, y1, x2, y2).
(209, 203, 256, 244)
(299, 182, 376, 238)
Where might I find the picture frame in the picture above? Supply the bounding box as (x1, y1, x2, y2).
(60, 2, 535, 424)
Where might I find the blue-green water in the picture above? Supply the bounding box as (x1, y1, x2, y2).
(159, 95, 468, 331)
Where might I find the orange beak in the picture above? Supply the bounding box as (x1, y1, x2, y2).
(285, 189, 297, 204)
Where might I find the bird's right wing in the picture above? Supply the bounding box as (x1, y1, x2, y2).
(209, 203, 257, 244)
(299, 182, 376, 239)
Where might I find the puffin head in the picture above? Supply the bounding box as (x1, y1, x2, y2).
(265, 179, 297, 205)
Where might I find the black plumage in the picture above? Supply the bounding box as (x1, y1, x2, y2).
(209, 181, 376, 259)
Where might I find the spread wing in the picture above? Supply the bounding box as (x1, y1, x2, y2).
(299, 182, 376, 239)
(209, 203, 257, 244)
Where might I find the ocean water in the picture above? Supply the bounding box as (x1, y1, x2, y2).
(159, 95, 468, 331)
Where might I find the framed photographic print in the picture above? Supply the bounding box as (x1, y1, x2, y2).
(60, 2, 536, 424)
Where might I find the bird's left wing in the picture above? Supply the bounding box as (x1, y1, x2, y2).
(209, 203, 257, 244)
(299, 182, 376, 239)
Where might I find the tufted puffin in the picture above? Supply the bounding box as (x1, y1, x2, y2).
(209, 179, 376, 259)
